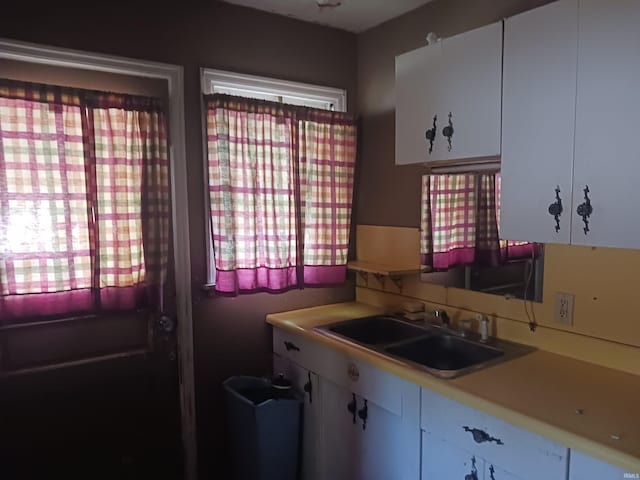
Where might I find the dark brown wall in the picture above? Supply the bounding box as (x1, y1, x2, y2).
(0, 3, 357, 476)
(356, 0, 556, 227)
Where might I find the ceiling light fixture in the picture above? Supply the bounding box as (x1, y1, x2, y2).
(316, 0, 342, 8)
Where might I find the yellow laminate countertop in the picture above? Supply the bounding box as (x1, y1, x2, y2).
(266, 301, 640, 472)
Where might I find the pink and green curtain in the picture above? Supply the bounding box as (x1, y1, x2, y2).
(420, 173, 535, 270)
(0, 79, 169, 324)
(205, 94, 357, 295)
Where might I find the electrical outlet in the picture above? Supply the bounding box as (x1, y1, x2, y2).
(554, 292, 574, 325)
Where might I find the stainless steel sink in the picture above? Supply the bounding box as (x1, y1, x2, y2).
(314, 315, 534, 379)
(325, 315, 427, 346)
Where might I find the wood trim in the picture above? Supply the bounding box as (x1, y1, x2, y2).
(0, 38, 197, 480)
(0, 349, 149, 378)
(426, 156, 501, 174)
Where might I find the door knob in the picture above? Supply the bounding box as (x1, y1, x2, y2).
(303, 372, 312, 404)
(548, 186, 563, 233)
(357, 399, 368, 430)
(347, 393, 357, 424)
(425, 115, 437, 154)
(442, 112, 454, 151)
(576, 185, 593, 234)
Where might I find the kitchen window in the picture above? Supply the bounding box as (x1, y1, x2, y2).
(201, 69, 355, 294)
(0, 78, 170, 324)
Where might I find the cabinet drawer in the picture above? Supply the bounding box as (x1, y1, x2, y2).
(272, 328, 325, 371)
(421, 389, 568, 480)
(320, 355, 408, 417)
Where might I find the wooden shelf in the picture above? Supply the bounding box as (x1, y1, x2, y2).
(347, 260, 422, 290)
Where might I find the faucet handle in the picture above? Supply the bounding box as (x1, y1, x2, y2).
(460, 320, 472, 337)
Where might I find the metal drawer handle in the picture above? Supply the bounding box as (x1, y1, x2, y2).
(283, 341, 300, 352)
(463, 426, 504, 445)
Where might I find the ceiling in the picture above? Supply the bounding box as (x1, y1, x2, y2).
(220, 0, 435, 33)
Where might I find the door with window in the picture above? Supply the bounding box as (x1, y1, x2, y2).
(0, 75, 182, 479)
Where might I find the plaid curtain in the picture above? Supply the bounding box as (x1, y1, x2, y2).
(0, 79, 169, 324)
(205, 94, 357, 295)
(420, 173, 534, 270)
(299, 111, 356, 285)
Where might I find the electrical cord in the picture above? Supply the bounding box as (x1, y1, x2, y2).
(523, 247, 537, 332)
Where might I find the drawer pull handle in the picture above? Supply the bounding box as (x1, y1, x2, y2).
(283, 341, 300, 352)
(347, 393, 357, 424)
(464, 456, 479, 480)
(357, 399, 368, 430)
(462, 426, 504, 445)
(303, 372, 312, 404)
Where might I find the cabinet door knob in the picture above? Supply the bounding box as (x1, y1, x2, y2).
(576, 185, 593, 235)
(547, 185, 564, 232)
(462, 426, 504, 445)
(442, 112, 454, 151)
(283, 341, 300, 352)
(347, 393, 357, 424)
(425, 115, 437, 154)
(303, 372, 312, 404)
(357, 399, 368, 430)
(464, 456, 479, 480)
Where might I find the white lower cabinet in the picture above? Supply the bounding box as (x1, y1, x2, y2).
(422, 431, 485, 479)
(271, 328, 421, 480)
(272, 328, 630, 480)
(485, 463, 525, 480)
(273, 354, 322, 480)
(420, 388, 568, 480)
(569, 450, 628, 480)
(318, 376, 420, 480)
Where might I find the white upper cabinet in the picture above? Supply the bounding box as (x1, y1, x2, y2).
(437, 21, 503, 162)
(501, 0, 640, 249)
(395, 43, 443, 165)
(395, 21, 502, 165)
(500, 0, 578, 244)
(572, 0, 640, 248)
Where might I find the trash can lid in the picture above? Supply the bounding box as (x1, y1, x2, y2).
(271, 373, 293, 391)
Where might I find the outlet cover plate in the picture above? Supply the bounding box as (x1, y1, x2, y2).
(554, 292, 574, 325)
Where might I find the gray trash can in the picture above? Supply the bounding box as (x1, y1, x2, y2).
(223, 376, 302, 480)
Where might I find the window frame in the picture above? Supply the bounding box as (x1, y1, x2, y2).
(200, 68, 347, 286)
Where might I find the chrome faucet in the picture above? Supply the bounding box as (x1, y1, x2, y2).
(433, 309, 450, 327)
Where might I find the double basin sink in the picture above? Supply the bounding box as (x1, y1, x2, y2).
(314, 315, 534, 379)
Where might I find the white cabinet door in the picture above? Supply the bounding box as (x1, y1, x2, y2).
(422, 430, 485, 479)
(438, 21, 503, 162)
(273, 354, 322, 480)
(395, 42, 443, 165)
(500, 0, 578, 244)
(319, 377, 357, 480)
(568, 450, 628, 480)
(572, 0, 640, 248)
(485, 463, 525, 480)
(354, 394, 413, 480)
